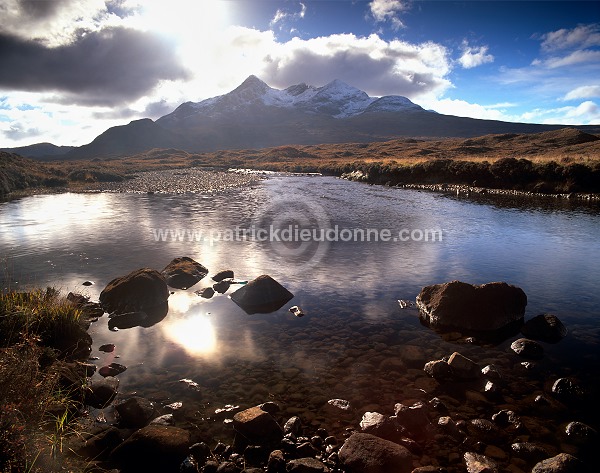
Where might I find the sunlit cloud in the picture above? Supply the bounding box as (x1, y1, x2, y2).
(564, 85, 600, 101)
(532, 49, 600, 69)
(369, 0, 408, 30)
(423, 96, 600, 126)
(539, 24, 600, 52)
(458, 41, 494, 69)
(270, 2, 306, 27)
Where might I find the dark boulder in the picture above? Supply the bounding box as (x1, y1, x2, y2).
(521, 314, 567, 343)
(286, 458, 329, 472)
(394, 402, 433, 442)
(115, 396, 156, 428)
(109, 425, 191, 472)
(213, 269, 234, 281)
(510, 443, 550, 464)
(197, 287, 215, 298)
(100, 268, 169, 313)
(98, 362, 127, 377)
(359, 412, 401, 443)
(73, 425, 123, 460)
(213, 280, 231, 294)
(230, 275, 293, 314)
(416, 280, 526, 332)
(447, 352, 481, 380)
(85, 376, 119, 408)
(161, 256, 208, 289)
(232, 405, 283, 448)
(338, 433, 413, 473)
(464, 452, 498, 473)
(531, 453, 585, 473)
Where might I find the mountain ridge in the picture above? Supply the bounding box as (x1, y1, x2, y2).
(3, 75, 600, 160)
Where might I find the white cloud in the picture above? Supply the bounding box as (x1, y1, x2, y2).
(458, 42, 494, 69)
(270, 2, 306, 27)
(369, 0, 407, 30)
(532, 49, 600, 69)
(540, 24, 600, 52)
(421, 98, 513, 121)
(564, 85, 600, 101)
(422, 97, 600, 126)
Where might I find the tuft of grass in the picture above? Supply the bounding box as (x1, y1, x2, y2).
(0, 288, 84, 352)
(0, 288, 92, 472)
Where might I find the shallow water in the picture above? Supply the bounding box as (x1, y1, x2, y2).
(2, 175, 600, 467)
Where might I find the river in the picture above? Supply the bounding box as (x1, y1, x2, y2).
(1, 174, 599, 468)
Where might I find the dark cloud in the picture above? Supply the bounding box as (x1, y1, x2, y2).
(0, 27, 190, 106)
(90, 99, 174, 120)
(264, 47, 448, 98)
(17, 0, 69, 19)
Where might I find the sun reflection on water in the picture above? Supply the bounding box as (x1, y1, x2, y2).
(163, 291, 218, 357)
(165, 313, 218, 357)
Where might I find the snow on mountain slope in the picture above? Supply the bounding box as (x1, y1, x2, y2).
(159, 75, 424, 124)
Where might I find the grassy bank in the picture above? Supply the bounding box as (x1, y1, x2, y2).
(0, 288, 92, 472)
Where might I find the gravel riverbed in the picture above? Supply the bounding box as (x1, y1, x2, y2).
(83, 168, 265, 194)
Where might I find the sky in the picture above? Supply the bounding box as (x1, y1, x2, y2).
(0, 0, 599, 148)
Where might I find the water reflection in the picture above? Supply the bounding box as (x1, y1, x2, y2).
(164, 313, 217, 357)
(2, 177, 600, 449)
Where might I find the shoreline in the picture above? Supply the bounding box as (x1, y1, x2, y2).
(3, 166, 600, 205)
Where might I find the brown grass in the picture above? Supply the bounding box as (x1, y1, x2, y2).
(2, 127, 600, 197)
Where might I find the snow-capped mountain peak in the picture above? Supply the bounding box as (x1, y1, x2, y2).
(159, 75, 424, 124)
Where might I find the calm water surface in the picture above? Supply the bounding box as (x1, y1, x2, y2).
(1, 175, 599, 460)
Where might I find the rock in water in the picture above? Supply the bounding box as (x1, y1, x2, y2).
(232, 405, 283, 448)
(109, 425, 191, 472)
(196, 287, 215, 298)
(338, 433, 413, 473)
(416, 280, 526, 332)
(212, 269, 234, 281)
(161, 257, 208, 289)
(230, 275, 293, 314)
(521, 313, 567, 343)
(511, 338, 544, 359)
(100, 268, 169, 313)
(464, 452, 498, 473)
(531, 453, 585, 473)
(85, 376, 119, 408)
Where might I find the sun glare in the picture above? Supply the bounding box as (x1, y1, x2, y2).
(140, 0, 231, 40)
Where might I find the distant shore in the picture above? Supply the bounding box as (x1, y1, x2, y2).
(2, 127, 600, 201)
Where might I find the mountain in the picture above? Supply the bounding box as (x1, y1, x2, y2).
(0, 142, 76, 159)
(6, 75, 600, 160)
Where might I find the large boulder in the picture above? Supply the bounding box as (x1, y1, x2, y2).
(109, 425, 191, 472)
(161, 257, 208, 289)
(230, 275, 293, 314)
(338, 433, 413, 473)
(100, 268, 169, 313)
(416, 280, 526, 332)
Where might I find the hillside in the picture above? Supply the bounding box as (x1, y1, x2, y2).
(2, 128, 599, 198)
